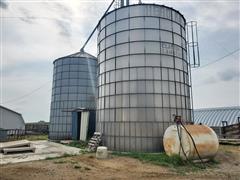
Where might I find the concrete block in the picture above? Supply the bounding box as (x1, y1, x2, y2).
(96, 146, 108, 159)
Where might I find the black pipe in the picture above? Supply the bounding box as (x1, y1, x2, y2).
(80, 0, 116, 52)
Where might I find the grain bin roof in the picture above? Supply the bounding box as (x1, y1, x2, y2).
(54, 50, 97, 63)
(194, 106, 240, 127)
(64, 51, 97, 59)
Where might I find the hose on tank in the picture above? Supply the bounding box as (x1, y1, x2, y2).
(176, 123, 189, 160)
(179, 121, 205, 168)
(174, 115, 205, 168)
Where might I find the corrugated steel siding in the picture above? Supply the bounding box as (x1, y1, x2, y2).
(0, 106, 25, 130)
(194, 107, 240, 127)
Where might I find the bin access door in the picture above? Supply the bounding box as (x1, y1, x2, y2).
(79, 111, 90, 141)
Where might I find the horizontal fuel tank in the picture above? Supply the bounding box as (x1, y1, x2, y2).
(163, 125, 219, 160)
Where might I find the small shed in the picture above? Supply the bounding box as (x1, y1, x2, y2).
(194, 106, 240, 137)
(0, 105, 25, 130)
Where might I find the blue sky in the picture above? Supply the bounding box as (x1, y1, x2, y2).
(1, 0, 239, 122)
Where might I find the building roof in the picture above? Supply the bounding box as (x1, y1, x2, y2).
(0, 105, 25, 126)
(194, 106, 240, 127)
(0, 105, 22, 116)
(100, 4, 186, 27)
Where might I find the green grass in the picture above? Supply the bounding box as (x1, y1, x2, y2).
(112, 152, 218, 174)
(67, 140, 88, 149)
(9, 134, 48, 141)
(25, 134, 48, 141)
(45, 156, 59, 160)
(54, 160, 66, 164)
(45, 153, 74, 160)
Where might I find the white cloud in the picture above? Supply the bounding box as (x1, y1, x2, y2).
(1, 0, 111, 122)
(192, 51, 240, 108)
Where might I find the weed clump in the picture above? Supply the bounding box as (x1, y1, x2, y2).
(112, 152, 217, 174)
(67, 141, 88, 149)
(74, 165, 81, 169)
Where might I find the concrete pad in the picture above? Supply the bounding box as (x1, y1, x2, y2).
(0, 140, 81, 165)
(0, 140, 31, 151)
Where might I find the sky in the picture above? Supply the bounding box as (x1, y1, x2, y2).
(0, 0, 239, 122)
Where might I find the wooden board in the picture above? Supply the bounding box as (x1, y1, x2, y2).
(219, 138, 240, 145)
(0, 140, 31, 151)
(3, 146, 36, 155)
(222, 123, 240, 139)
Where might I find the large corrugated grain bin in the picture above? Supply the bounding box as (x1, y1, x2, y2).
(96, 4, 191, 152)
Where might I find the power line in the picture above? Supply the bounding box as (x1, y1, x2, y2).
(0, 16, 89, 19)
(1, 49, 239, 104)
(2, 80, 51, 105)
(192, 48, 240, 71)
(0, 16, 55, 19)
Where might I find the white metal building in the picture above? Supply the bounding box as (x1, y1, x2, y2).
(194, 106, 240, 127)
(0, 105, 25, 130)
(194, 106, 240, 137)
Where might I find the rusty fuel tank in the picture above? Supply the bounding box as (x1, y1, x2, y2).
(163, 125, 219, 161)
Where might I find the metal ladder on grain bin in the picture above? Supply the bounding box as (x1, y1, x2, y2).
(88, 132, 102, 152)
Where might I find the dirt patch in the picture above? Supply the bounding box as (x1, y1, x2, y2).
(0, 145, 239, 180)
(213, 145, 240, 178)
